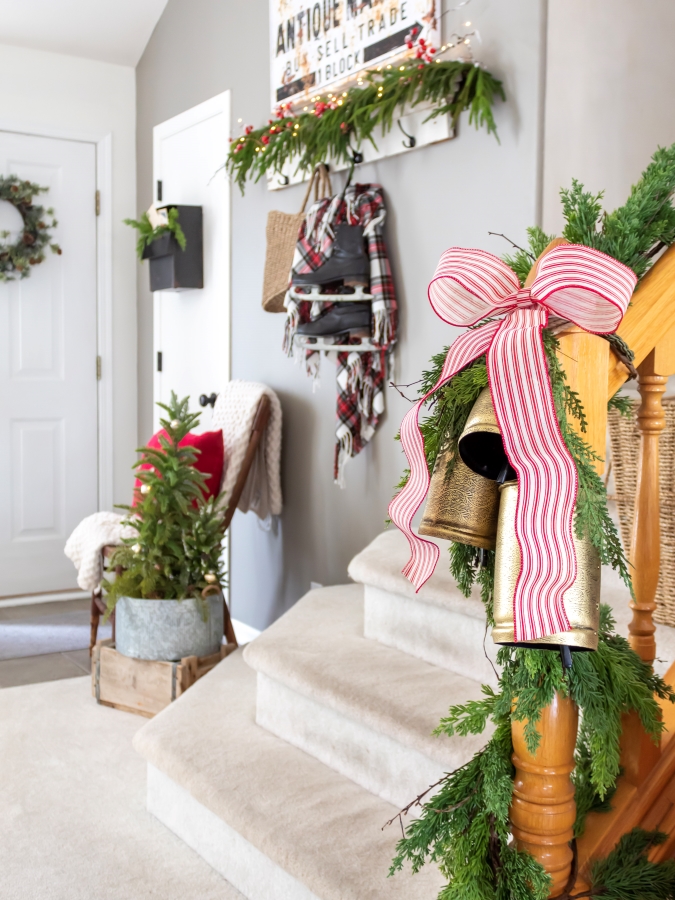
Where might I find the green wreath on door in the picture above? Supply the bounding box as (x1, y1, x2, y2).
(0, 175, 61, 281)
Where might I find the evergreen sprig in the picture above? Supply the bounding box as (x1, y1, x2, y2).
(227, 60, 504, 191)
(103, 393, 226, 611)
(502, 145, 675, 284)
(583, 829, 675, 900)
(124, 207, 187, 260)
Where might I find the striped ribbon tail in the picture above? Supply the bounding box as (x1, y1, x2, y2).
(388, 322, 500, 590)
(487, 308, 576, 641)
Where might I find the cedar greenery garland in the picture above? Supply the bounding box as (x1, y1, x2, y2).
(388, 142, 675, 899)
(389, 607, 675, 900)
(226, 59, 504, 191)
(0, 174, 61, 281)
(103, 393, 226, 612)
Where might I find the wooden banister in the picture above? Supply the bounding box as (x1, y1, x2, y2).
(608, 244, 675, 398)
(628, 350, 667, 666)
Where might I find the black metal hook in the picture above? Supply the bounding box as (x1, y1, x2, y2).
(347, 136, 364, 164)
(398, 120, 417, 149)
(278, 174, 290, 186)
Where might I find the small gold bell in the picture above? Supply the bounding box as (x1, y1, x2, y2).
(418, 438, 500, 549)
(458, 386, 510, 480)
(491, 480, 601, 651)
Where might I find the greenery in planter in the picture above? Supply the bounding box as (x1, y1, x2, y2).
(124, 206, 187, 261)
(0, 174, 61, 281)
(103, 393, 226, 612)
(227, 57, 504, 191)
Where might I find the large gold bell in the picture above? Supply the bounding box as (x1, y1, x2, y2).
(458, 387, 510, 480)
(492, 480, 601, 650)
(418, 439, 500, 549)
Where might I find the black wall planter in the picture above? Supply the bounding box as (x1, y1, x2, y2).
(143, 205, 203, 292)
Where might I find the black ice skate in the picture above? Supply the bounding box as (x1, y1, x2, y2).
(289, 224, 373, 303)
(296, 301, 372, 342)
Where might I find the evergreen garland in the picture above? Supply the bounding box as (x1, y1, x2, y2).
(390, 606, 674, 900)
(103, 394, 226, 611)
(227, 60, 504, 191)
(388, 143, 675, 898)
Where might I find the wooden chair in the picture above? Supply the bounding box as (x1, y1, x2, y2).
(89, 393, 272, 655)
(508, 243, 675, 895)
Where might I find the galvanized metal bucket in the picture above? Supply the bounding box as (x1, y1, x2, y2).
(115, 593, 224, 661)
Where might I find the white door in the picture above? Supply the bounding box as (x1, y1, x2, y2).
(153, 92, 231, 432)
(0, 132, 98, 597)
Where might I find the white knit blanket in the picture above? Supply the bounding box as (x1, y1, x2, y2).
(212, 380, 282, 519)
(64, 512, 136, 593)
(65, 381, 282, 592)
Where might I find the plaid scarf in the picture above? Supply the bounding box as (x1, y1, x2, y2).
(284, 183, 397, 484)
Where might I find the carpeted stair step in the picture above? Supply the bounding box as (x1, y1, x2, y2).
(134, 649, 446, 900)
(349, 530, 675, 679)
(242, 584, 490, 808)
(349, 529, 499, 682)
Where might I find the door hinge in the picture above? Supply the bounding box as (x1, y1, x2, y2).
(95, 190, 101, 216)
(156, 180, 163, 202)
(157, 351, 163, 372)
(96, 355, 102, 380)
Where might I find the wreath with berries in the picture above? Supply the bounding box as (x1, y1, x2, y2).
(0, 175, 61, 281)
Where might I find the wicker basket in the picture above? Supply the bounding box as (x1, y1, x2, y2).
(608, 398, 675, 626)
(261, 164, 332, 313)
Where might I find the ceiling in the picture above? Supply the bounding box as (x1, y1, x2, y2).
(0, 0, 169, 67)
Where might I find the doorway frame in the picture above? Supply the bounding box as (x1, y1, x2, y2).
(0, 119, 114, 512)
(151, 89, 232, 414)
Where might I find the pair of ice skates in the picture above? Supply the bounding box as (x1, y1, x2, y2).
(291, 224, 373, 343)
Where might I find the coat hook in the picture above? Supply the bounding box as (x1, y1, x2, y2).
(398, 120, 417, 149)
(278, 174, 290, 186)
(347, 137, 364, 164)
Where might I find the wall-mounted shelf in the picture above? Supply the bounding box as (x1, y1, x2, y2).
(268, 104, 454, 192)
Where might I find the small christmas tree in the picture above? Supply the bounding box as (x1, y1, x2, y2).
(103, 393, 226, 611)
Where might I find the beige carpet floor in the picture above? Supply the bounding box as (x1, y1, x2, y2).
(0, 675, 243, 899)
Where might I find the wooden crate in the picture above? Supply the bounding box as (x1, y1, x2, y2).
(92, 638, 236, 718)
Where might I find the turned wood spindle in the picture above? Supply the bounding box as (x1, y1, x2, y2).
(628, 350, 666, 666)
(510, 692, 579, 897)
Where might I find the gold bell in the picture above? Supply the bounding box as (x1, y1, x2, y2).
(458, 387, 510, 481)
(418, 438, 500, 549)
(491, 480, 601, 651)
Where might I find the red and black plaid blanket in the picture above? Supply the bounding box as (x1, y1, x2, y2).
(284, 183, 397, 483)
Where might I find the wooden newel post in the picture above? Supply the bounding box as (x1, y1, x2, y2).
(506, 242, 607, 897)
(510, 693, 579, 897)
(628, 350, 666, 666)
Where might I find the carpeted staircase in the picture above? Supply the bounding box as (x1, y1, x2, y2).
(133, 530, 675, 900)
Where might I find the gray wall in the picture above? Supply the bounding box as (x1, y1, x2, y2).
(543, 0, 675, 234)
(136, 0, 547, 629)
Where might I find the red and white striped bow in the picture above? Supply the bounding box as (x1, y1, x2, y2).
(389, 244, 636, 642)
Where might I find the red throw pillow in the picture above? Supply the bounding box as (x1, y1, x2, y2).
(133, 429, 224, 506)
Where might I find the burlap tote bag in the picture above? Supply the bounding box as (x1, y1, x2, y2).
(262, 164, 332, 313)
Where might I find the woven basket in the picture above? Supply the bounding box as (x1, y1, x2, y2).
(608, 398, 675, 626)
(261, 164, 332, 313)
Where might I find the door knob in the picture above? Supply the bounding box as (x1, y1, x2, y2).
(199, 393, 218, 408)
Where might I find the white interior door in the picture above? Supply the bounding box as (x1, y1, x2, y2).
(0, 132, 98, 596)
(153, 92, 231, 433)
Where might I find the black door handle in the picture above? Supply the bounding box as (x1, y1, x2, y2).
(199, 393, 218, 408)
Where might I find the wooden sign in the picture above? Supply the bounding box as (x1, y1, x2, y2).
(271, 0, 440, 109)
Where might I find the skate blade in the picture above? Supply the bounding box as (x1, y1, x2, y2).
(294, 332, 377, 353)
(288, 284, 374, 303)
